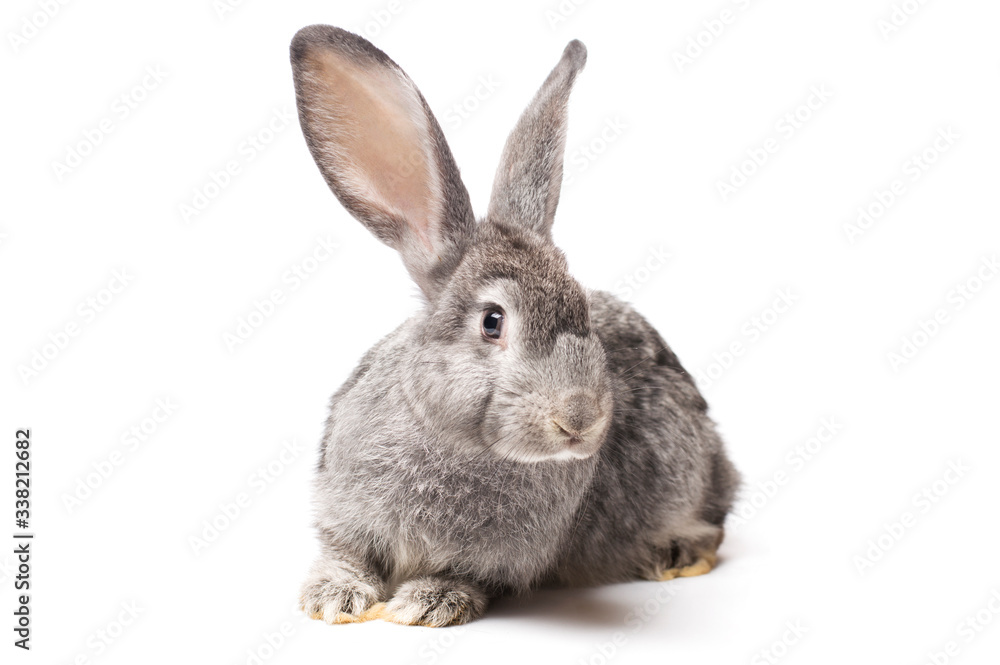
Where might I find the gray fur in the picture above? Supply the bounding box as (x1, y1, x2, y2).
(290, 26, 740, 626)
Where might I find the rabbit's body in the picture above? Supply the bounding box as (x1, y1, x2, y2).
(290, 25, 739, 626)
(314, 287, 736, 595)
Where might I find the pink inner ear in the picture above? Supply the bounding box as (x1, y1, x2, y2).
(306, 49, 442, 252)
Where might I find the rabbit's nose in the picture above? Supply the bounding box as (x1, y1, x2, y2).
(551, 390, 604, 438)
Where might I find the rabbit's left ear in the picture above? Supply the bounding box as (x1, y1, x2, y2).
(486, 41, 587, 240)
(291, 25, 475, 298)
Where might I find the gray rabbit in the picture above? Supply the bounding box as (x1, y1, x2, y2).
(291, 25, 740, 627)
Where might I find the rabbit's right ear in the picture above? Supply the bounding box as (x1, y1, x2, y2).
(290, 26, 475, 298)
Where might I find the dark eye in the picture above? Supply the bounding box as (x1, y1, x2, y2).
(482, 309, 505, 340)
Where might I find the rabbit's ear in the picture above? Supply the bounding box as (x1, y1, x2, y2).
(486, 41, 586, 240)
(291, 26, 475, 298)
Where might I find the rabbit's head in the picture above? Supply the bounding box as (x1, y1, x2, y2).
(291, 26, 613, 462)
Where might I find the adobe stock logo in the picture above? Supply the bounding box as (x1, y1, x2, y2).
(179, 107, 295, 223)
(843, 126, 959, 244)
(442, 75, 501, 130)
(17, 268, 135, 385)
(189, 438, 305, 556)
(920, 589, 1000, 665)
(751, 620, 808, 665)
(612, 245, 671, 300)
(544, 0, 591, 30)
(7, 0, 72, 53)
(694, 288, 799, 391)
(716, 85, 832, 202)
(51, 66, 168, 182)
(563, 117, 628, 187)
(877, 0, 933, 40)
(348, 0, 416, 40)
(59, 601, 144, 662)
(574, 584, 678, 665)
(729, 417, 843, 530)
(223, 235, 338, 352)
(886, 255, 997, 372)
(61, 399, 178, 514)
(853, 459, 970, 575)
(671, 0, 757, 73)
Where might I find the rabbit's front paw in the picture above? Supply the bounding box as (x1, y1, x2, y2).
(301, 576, 384, 624)
(382, 577, 487, 627)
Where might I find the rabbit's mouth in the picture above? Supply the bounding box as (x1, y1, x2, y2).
(483, 387, 612, 464)
(481, 396, 611, 463)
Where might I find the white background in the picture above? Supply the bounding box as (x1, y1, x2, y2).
(2, 0, 999, 663)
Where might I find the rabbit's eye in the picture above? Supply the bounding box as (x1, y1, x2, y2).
(482, 309, 505, 340)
